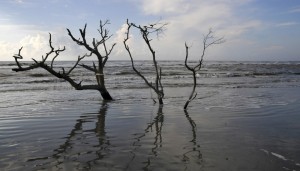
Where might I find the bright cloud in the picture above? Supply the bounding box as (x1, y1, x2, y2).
(0, 42, 17, 61)
(20, 34, 48, 50)
(0, 34, 47, 61)
(0, 23, 49, 61)
(114, 24, 130, 57)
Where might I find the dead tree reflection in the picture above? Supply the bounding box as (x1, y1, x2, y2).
(146, 105, 164, 155)
(183, 110, 203, 170)
(127, 107, 202, 170)
(126, 105, 164, 170)
(27, 104, 202, 170)
(143, 105, 164, 169)
(27, 102, 110, 170)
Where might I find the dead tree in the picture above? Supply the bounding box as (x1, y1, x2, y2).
(184, 29, 225, 110)
(12, 20, 115, 100)
(123, 19, 167, 105)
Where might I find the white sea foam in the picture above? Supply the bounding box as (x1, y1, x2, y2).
(261, 149, 300, 170)
(271, 152, 288, 161)
(261, 149, 288, 161)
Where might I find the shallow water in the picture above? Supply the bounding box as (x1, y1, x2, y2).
(0, 61, 300, 170)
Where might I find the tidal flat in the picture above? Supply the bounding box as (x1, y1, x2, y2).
(1, 61, 300, 170)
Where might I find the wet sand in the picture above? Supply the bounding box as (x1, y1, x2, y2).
(0, 87, 300, 171)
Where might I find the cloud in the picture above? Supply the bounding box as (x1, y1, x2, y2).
(140, 0, 253, 16)
(276, 22, 298, 27)
(263, 45, 284, 51)
(14, 0, 24, 4)
(8, 33, 50, 61)
(0, 42, 18, 61)
(141, 0, 190, 15)
(0, 23, 49, 60)
(0, 33, 50, 61)
(289, 7, 300, 13)
(126, 0, 262, 60)
(219, 20, 262, 38)
(0, 24, 46, 41)
(113, 22, 156, 60)
(20, 34, 48, 49)
(0, 25, 86, 61)
(0, 13, 11, 22)
(4, 0, 296, 61)
(138, 0, 261, 35)
(113, 23, 130, 56)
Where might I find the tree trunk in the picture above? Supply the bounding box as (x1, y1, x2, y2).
(99, 77, 112, 100)
(184, 70, 197, 110)
(99, 88, 113, 100)
(96, 67, 112, 100)
(158, 97, 163, 105)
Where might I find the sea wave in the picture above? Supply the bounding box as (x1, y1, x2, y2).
(1, 61, 300, 93)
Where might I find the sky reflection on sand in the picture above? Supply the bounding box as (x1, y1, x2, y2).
(0, 61, 300, 170)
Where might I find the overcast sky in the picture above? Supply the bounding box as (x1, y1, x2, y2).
(1, 0, 300, 61)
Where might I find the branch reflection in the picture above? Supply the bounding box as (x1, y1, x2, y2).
(27, 104, 202, 170)
(127, 106, 202, 170)
(126, 105, 164, 170)
(183, 110, 203, 170)
(28, 101, 110, 170)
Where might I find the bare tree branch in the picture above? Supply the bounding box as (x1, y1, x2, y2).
(12, 20, 116, 100)
(67, 24, 95, 54)
(79, 64, 97, 72)
(123, 19, 167, 104)
(12, 34, 65, 72)
(65, 53, 91, 75)
(12, 34, 97, 89)
(64, 21, 115, 100)
(184, 29, 225, 110)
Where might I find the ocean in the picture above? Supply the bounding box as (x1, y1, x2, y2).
(0, 60, 300, 170)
